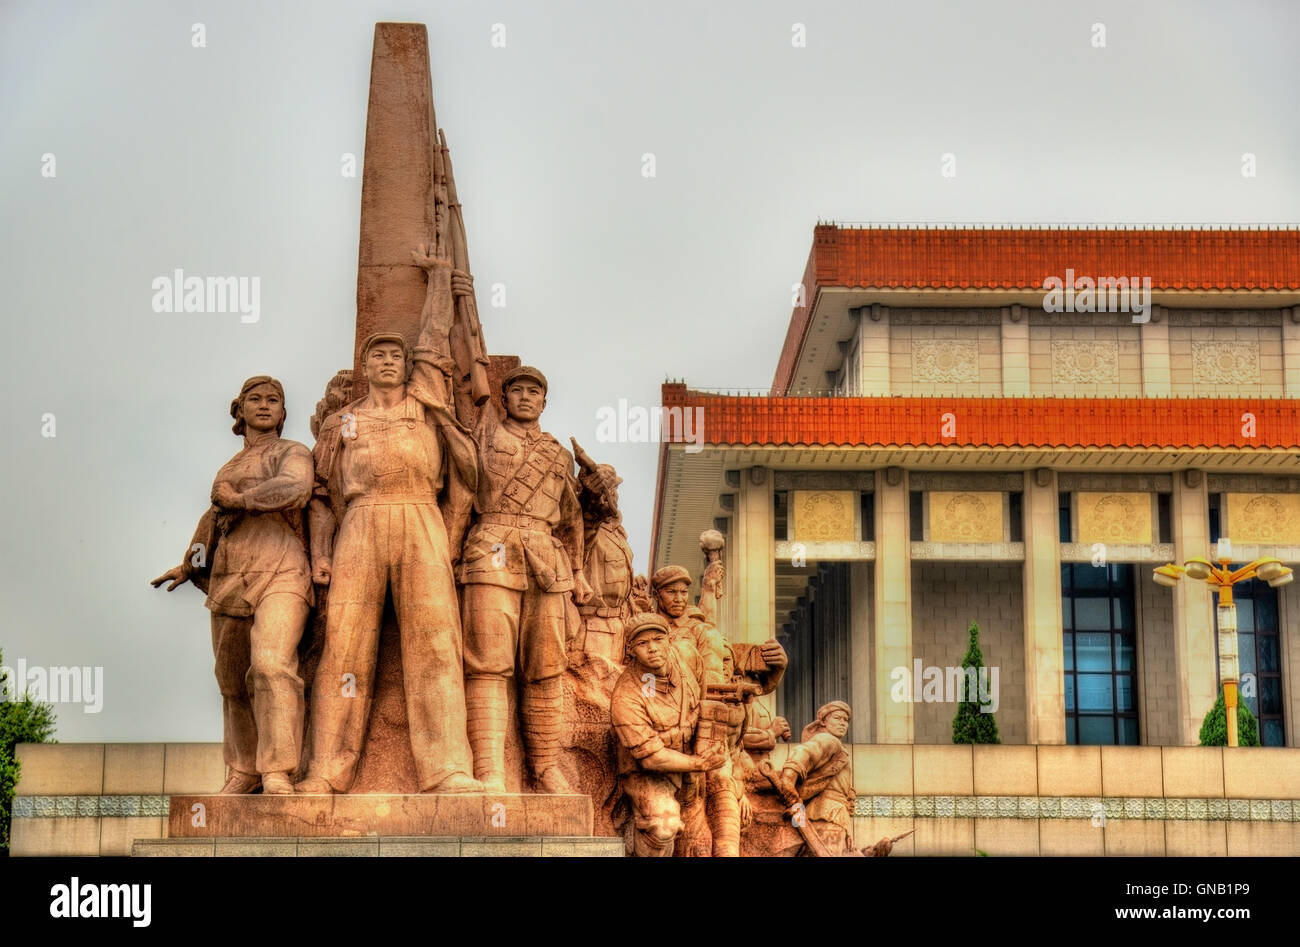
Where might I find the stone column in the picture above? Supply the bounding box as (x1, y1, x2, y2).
(1001, 307, 1030, 396)
(1283, 307, 1300, 398)
(860, 306, 891, 396)
(735, 467, 775, 646)
(1022, 469, 1066, 744)
(720, 518, 738, 644)
(1141, 308, 1172, 397)
(1281, 585, 1300, 748)
(849, 559, 874, 743)
(1171, 469, 1219, 744)
(873, 467, 913, 743)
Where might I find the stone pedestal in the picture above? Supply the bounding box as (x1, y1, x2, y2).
(134, 836, 625, 857)
(167, 793, 592, 839)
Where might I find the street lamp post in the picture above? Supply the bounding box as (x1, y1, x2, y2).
(1152, 537, 1294, 747)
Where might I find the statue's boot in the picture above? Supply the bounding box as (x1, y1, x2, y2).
(466, 675, 508, 792)
(292, 775, 335, 794)
(523, 676, 572, 793)
(261, 772, 295, 795)
(219, 770, 261, 794)
(422, 772, 484, 794)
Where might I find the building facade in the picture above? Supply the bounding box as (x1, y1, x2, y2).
(13, 225, 1300, 857)
(653, 224, 1300, 750)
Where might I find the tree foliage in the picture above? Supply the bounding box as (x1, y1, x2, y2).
(1, 648, 57, 855)
(1198, 689, 1260, 747)
(952, 621, 1000, 744)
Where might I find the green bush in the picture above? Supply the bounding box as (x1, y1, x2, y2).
(1198, 689, 1260, 747)
(952, 621, 1000, 745)
(1, 648, 57, 855)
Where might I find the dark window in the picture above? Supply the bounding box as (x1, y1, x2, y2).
(861, 491, 874, 541)
(1208, 493, 1221, 543)
(1059, 491, 1072, 543)
(1062, 563, 1139, 745)
(909, 491, 924, 541)
(1215, 579, 1286, 747)
(1009, 492, 1024, 543)
(1156, 493, 1172, 543)
(774, 490, 788, 541)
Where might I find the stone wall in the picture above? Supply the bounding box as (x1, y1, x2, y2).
(888, 317, 1004, 397)
(1137, 571, 1180, 746)
(909, 562, 1026, 745)
(840, 306, 1293, 398)
(1169, 322, 1285, 397)
(850, 744, 1300, 856)
(1029, 323, 1143, 397)
(15, 743, 1300, 856)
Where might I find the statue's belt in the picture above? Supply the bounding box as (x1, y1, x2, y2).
(478, 512, 552, 532)
(654, 725, 691, 747)
(579, 605, 621, 618)
(347, 493, 438, 509)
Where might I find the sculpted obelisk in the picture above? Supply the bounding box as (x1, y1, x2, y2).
(342, 23, 517, 791)
(353, 23, 444, 399)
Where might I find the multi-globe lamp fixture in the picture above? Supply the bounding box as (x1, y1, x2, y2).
(1153, 538, 1293, 746)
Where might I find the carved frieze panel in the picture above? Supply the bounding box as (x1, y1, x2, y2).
(791, 490, 857, 542)
(928, 491, 1003, 543)
(1076, 492, 1153, 545)
(912, 340, 979, 383)
(1051, 341, 1119, 384)
(1226, 493, 1300, 545)
(1191, 342, 1261, 385)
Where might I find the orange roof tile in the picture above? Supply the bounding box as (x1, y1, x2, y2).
(662, 384, 1300, 449)
(772, 225, 1300, 394)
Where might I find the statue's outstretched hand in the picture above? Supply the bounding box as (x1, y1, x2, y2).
(151, 565, 189, 592)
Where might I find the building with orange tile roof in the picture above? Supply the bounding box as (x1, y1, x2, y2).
(653, 223, 1300, 765)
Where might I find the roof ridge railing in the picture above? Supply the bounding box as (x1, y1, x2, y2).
(668, 387, 1289, 399)
(818, 221, 1300, 231)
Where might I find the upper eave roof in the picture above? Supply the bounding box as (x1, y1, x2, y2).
(772, 224, 1300, 394)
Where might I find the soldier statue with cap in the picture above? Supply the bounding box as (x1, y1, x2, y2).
(650, 565, 728, 683)
(609, 611, 727, 857)
(294, 234, 482, 795)
(649, 564, 788, 856)
(458, 364, 593, 793)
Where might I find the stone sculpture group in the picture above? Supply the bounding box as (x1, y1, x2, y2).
(150, 22, 895, 858)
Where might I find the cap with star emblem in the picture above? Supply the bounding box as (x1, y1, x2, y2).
(501, 364, 548, 395)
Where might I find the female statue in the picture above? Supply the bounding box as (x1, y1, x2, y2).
(152, 376, 314, 795)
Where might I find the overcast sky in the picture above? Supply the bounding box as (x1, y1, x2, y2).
(2, 0, 1296, 743)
